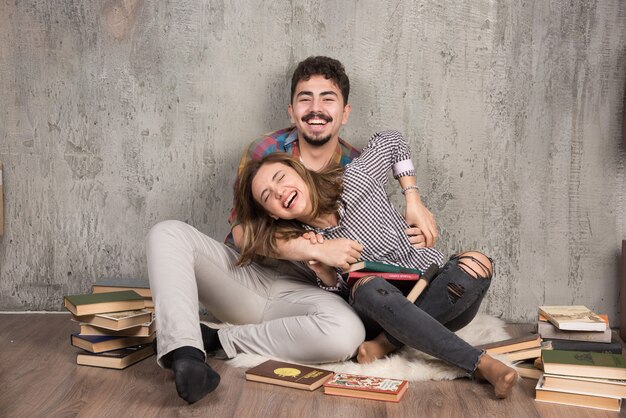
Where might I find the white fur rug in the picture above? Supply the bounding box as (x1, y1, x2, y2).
(221, 314, 510, 382)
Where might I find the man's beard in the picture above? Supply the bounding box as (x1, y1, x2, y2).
(302, 133, 332, 147)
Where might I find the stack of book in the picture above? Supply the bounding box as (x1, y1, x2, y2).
(92, 278, 154, 311)
(344, 261, 421, 292)
(63, 289, 155, 369)
(536, 305, 620, 354)
(535, 349, 626, 412)
(474, 334, 550, 379)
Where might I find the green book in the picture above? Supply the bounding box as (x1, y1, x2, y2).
(344, 260, 423, 275)
(92, 278, 151, 298)
(63, 290, 145, 316)
(542, 350, 626, 380)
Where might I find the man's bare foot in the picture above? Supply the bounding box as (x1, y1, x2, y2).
(474, 354, 517, 399)
(357, 333, 397, 364)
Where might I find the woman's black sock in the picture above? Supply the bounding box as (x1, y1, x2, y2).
(171, 346, 220, 404)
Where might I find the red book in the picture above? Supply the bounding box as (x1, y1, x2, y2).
(346, 271, 420, 287)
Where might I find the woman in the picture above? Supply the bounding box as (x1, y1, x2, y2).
(235, 130, 517, 399)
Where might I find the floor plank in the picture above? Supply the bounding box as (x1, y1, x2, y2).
(0, 314, 622, 417)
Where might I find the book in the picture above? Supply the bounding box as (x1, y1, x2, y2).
(538, 306, 607, 332)
(535, 375, 621, 411)
(475, 334, 542, 355)
(502, 341, 552, 362)
(78, 320, 155, 337)
(70, 333, 155, 354)
(245, 360, 334, 391)
(323, 373, 409, 402)
(63, 291, 145, 316)
(547, 333, 622, 354)
(537, 314, 611, 343)
(346, 271, 420, 287)
(92, 278, 152, 298)
(543, 373, 626, 399)
(542, 349, 626, 380)
(344, 260, 422, 275)
(512, 361, 543, 379)
(76, 344, 154, 369)
(72, 309, 153, 331)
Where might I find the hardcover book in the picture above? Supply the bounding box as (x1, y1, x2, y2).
(323, 373, 409, 402)
(542, 350, 626, 380)
(537, 314, 611, 343)
(78, 320, 155, 338)
(76, 344, 154, 369)
(72, 309, 153, 331)
(475, 334, 542, 355)
(245, 360, 333, 391)
(538, 306, 607, 332)
(92, 278, 152, 298)
(63, 291, 145, 316)
(543, 374, 626, 399)
(512, 361, 543, 380)
(346, 271, 420, 287)
(344, 260, 422, 275)
(70, 333, 155, 354)
(535, 375, 621, 412)
(547, 333, 622, 354)
(502, 341, 552, 362)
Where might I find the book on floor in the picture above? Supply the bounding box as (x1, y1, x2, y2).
(63, 291, 145, 316)
(92, 278, 152, 298)
(76, 344, 154, 369)
(512, 361, 543, 380)
(345, 271, 420, 287)
(72, 309, 153, 331)
(70, 333, 155, 354)
(475, 334, 542, 355)
(535, 375, 621, 412)
(537, 313, 611, 343)
(538, 306, 607, 332)
(344, 260, 422, 275)
(546, 332, 622, 354)
(323, 373, 409, 402)
(541, 349, 626, 380)
(78, 320, 155, 338)
(245, 360, 334, 391)
(543, 373, 626, 399)
(502, 341, 552, 362)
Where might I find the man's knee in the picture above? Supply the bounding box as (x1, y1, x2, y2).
(146, 220, 194, 248)
(455, 251, 493, 279)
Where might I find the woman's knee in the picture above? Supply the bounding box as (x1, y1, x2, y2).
(454, 251, 494, 279)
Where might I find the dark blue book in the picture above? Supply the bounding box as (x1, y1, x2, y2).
(70, 332, 155, 353)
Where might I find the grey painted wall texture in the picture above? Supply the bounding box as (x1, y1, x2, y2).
(1, 1, 625, 323)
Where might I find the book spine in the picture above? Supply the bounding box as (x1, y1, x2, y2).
(348, 272, 420, 280)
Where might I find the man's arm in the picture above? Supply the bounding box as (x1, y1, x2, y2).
(398, 176, 438, 248)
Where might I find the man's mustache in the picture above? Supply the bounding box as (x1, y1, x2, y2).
(302, 112, 333, 123)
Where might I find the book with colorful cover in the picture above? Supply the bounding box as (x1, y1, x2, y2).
(535, 375, 621, 412)
(538, 306, 607, 332)
(537, 314, 611, 343)
(542, 350, 626, 380)
(63, 291, 145, 316)
(76, 344, 154, 369)
(323, 373, 409, 402)
(70, 333, 155, 354)
(344, 260, 422, 275)
(245, 360, 334, 391)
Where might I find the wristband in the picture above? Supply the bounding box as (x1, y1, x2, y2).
(401, 185, 420, 195)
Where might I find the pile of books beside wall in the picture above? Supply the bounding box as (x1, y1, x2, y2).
(62, 279, 156, 370)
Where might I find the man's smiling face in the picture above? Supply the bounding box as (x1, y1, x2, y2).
(288, 75, 351, 147)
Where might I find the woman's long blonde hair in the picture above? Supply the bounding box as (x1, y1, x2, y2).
(235, 153, 344, 265)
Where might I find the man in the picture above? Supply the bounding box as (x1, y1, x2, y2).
(147, 56, 437, 404)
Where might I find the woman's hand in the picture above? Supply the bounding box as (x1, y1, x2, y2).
(310, 238, 363, 271)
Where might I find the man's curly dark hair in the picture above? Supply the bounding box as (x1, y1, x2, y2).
(290, 56, 350, 104)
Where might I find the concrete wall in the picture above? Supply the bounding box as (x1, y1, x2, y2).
(1, 0, 625, 323)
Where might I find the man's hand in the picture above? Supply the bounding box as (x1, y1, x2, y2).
(307, 260, 338, 287)
(302, 231, 324, 245)
(404, 197, 438, 247)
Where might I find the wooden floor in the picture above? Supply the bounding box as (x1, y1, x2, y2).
(0, 313, 623, 418)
